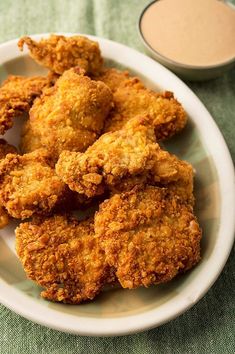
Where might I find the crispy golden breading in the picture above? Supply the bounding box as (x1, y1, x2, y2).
(109, 154, 194, 204)
(0, 206, 9, 229)
(0, 139, 18, 228)
(15, 216, 114, 303)
(0, 75, 53, 134)
(56, 116, 157, 197)
(29, 68, 113, 158)
(95, 186, 201, 289)
(18, 35, 103, 75)
(93, 68, 131, 92)
(46, 71, 60, 84)
(56, 116, 194, 202)
(108, 140, 194, 204)
(106, 89, 186, 140)
(95, 68, 186, 139)
(153, 151, 194, 204)
(0, 139, 17, 159)
(20, 120, 43, 154)
(0, 149, 69, 219)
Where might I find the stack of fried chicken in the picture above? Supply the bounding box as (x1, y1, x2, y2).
(0, 35, 201, 304)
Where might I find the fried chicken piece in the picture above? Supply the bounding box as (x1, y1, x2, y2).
(95, 68, 186, 140)
(29, 67, 113, 158)
(56, 116, 157, 197)
(95, 186, 201, 289)
(18, 35, 103, 75)
(0, 149, 69, 219)
(0, 75, 54, 134)
(56, 116, 193, 202)
(15, 216, 114, 303)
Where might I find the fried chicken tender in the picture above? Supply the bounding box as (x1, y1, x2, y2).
(0, 149, 68, 219)
(15, 216, 114, 303)
(95, 68, 187, 140)
(95, 186, 201, 289)
(0, 139, 18, 228)
(56, 116, 193, 202)
(56, 116, 157, 197)
(28, 68, 113, 158)
(0, 75, 53, 134)
(18, 35, 103, 75)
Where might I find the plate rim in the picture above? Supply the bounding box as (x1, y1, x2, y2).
(0, 32, 234, 337)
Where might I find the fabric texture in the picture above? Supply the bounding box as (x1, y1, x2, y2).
(0, 0, 234, 353)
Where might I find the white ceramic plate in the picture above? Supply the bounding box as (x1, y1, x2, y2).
(0, 33, 234, 337)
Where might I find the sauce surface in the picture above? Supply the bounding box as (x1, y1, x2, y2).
(140, 0, 235, 66)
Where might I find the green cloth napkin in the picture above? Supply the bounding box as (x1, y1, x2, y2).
(0, 1, 234, 353)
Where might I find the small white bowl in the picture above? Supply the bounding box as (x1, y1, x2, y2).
(0, 33, 234, 336)
(138, 1, 235, 81)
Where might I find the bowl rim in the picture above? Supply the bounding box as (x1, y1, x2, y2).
(0, 32, 234, 337)
(138, 0, 235, 71)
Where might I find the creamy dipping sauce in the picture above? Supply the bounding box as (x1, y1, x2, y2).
(140, 0, 235, 67)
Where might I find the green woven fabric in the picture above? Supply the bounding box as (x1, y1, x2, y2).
(0, 1, 234, 353)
